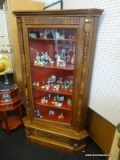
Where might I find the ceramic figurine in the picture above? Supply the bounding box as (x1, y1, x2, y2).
(43, 29, 50, 39)
(48, 93, 51, 99)
(67, 99, 72, 106)
(55, 51, 61, 62)
(48, 110, 55, 115)
(55, 32, 60, 39)
(58, 113, 64, 119)
(51, 75, 56, 82)
(39, 31, 44, 38)
(36, 52, 40, 61)
(32, 81, 36, 86)
(44, 52, 49, 61)
(71, 54, 75, 64)
(34, 60, 38, 65)
(36, 110, 41, 117)
(36, 81, 40, 86)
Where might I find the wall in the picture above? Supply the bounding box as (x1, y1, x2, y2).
(32, 0, 56, 7)
(63, 0, 120, 127)
(32, 0, 120, 127)
(31, 0, 119, 153)
(63, 0, 120, 153)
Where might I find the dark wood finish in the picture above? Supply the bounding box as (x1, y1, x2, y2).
(13, 9, 103, 152)
(0, 87, 23, 135)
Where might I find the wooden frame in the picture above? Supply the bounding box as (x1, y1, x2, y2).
(44, 0, 63, 10)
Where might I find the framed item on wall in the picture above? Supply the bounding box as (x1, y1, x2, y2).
(44, 0, 63, 10)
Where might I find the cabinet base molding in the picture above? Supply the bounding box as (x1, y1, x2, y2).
(23, 117, 88, 153)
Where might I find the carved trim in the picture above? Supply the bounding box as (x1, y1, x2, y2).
(84, 17, 92, 55)
(85, 17, 92, 23)
(75, 107, 82, 132)
(35, 130, 69, 144)
(25, 127, 31, 136)
(75, 15, 92, 130)
(17, 18, 22, 23)
(24, 17, 79, 25)
(19, 31, 24, 54)
(65, 17, 79, 24)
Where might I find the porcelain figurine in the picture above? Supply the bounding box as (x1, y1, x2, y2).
(36, 52, 40, 61)
(58, 113, 64, 119)
(71, 54, 75, 64)
(44, 52, 49, 61)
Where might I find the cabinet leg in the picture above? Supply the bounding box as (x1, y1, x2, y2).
(2, 112, 10, 135)
(18, 105, 23, 125)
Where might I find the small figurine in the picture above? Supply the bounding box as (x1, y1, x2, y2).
(67, 99, 72, 106)
(36, 81, 40, 86)
(44, 52, 49, 61)
(48, 110, 55, 115)
(34, 60, 38, 65)
(39, 31, 44, 38)
(43, 29, 50, 39)
(34, 110, 37, 117)
(41, 98, 45, 104)
(58, 113, 64, 119)
(53, 96, 57, 101)
(55, 51, 61, 62)
(48, 93, 51, 99)
(34, 110, 41, 117)
(36, 52, 40, 61)
(32, 81, 36, 86)
(71, 54, 75, 64)
(55, 32, 60, 39)
(57, 94, 64, 101)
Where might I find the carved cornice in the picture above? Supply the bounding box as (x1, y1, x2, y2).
(24, 17, 79, 25)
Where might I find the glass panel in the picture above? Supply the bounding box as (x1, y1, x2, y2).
(28, 28, 76, 125)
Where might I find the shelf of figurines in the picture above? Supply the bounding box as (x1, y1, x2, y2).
(32, 51, 75, 70)
(29, 37, 76, 42)
(34, 94, 72, 111)
(33, 84, 72, 96)
(34, 108, 71, 124)
(32, 63, 74, 71)
(29, 29, 76, 41)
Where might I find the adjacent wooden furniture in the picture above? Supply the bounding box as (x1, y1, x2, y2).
(0, 85, 23, 135)
(13, 9, 103, 153)
(87, 108, 116, 154)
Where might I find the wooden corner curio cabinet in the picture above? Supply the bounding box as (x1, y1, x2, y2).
(13, 9, 103, 152)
